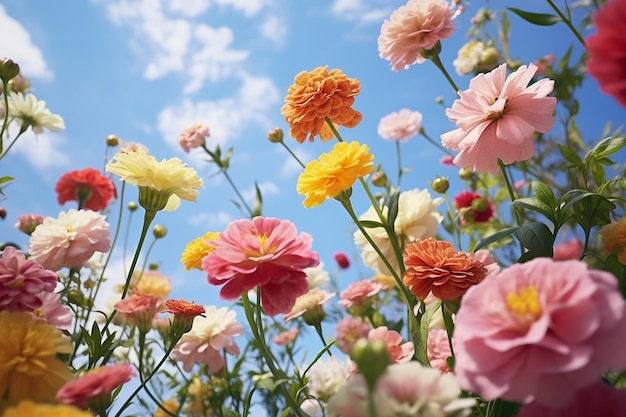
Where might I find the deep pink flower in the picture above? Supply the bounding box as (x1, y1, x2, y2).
(378, 0, 456, 71)
(33, 292, 73, 330)
(368, 326, 414, 364)
(178, 124, 209, 153)
(586, 0, 626, 107)
(428, 328, 452, 374)
(453, 190, 495, 224)
(56, 363, 136, 408)
(0, 246, 58, 312)
(453, 258, 626, 407)
(335, 316, 371, 354)
(553, 238, 583, 261)
(441, 63, 556, 173)
(338, 279, 384, 310)
(377, 109, 423, 142)
(517, 380, 626, 417)
(202, 217, 319, 316)
(272, 327, 299, 346)
(114, 293, 161, 333)
(28, 209, 111, 272)
(333, 251, 350, 269)
(14, 214, 44, 235)
(439, 155, 455, 167)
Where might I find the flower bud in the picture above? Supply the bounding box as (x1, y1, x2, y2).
(478, 47, 500, 71)
(0, 58, 20, 83)
(351, 339, 389, 389)
(459, 167, 473, 180)
(370, 171, 388, 188)
(267, 127, 284, 143)
(127, 201, 138, 212)
(153, 224, 167, 238)
(68, 288, 87, 307)
(7, 74, 29, 93)
(430, 177, 450, 194)
(106, 134, 120, 147)
(0, 207, 6, 219)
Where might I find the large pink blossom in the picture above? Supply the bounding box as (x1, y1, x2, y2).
(453, 258, 626, 407)
(377, 109, 423, 142)
(378, 0, 456, 71)
(0, 246, 58, 311)
(171, 306, 244, 373)
(202, 217, 319, 316)
(28, 209, 111, 272)
(441, 63, 556, 173)
(367, 326, 414, 364)
(586, 0, 626, 107)
(56, 363, 136, 408)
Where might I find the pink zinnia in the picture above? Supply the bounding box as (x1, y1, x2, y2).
(586, 0, 626, 107)
(441, 63, 556, 173)
(271, 327, 299, 346)
(28, 209, 111, 272)
(378, 0, 456, 71)
(202, 217, 319, 316)
(56, 363, 136, 408)
(33, 292, 73, 330)
(427, 328, 452, 374)
(335, 316, 372, 354)
(0, 246, 58, 312)
(367, 326, 414, 364)
(178, 124, 209, 153)
(453, 258, 626, 407)
(14, 214, 44, 235)
(114, 293, 161, 333)
(338, 279, 384, 310)
(377, 109, 423, 142)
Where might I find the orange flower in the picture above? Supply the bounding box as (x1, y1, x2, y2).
(599, 217, 626, 264)
(281, 66, 363, 143)
(163, 299, 206, 337)
(402, 238, 488, 301)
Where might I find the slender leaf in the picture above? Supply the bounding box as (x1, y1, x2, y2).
(557, 143, 582, 165)
(511, 197, 554, 222)
(474, 226, 520, 251)
(358, 220, 386, 229)
(532, 181, 558, 210)
(507, 8, 561, 25)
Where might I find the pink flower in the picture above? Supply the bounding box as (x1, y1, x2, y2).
(202, 217, 319, 316)
(327, 362, 475, 417)
(553, 238, 583, 261)
(114, 293, 161, 333)
(533, 54, 554, 75)
(428, 328, 452, 374)
(14, 214, 44, 235)
(368, 326, 414, 364)
(272, 327, 299, 346)
(56, 363, 136, 408)
(453, 190, 495, 224)
(33, 292, 73, 330)
(0, 246, 58, 312)
(335, 316, 372, 354)
(377, 109, 423, 142)
(439, 155, 455, 166)
(453, 258, 626, 407)
(178, 124, 209, 153)
(283, 288, 335, 324)
(28, 209, 111, 272)
(333, 251, 350, 269)
(517, 380, 626, 417)
(171, 305, 244, 374)
(441, 63, 556, 173)
(338, 279, 384, 310)
(586, 0, 626, 107)
(378, 0, 456, 71)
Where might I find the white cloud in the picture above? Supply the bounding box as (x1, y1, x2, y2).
(260, 14, 286, 46)
(215, 0, 264, 17)
(166, 0, 211, 17)
(11, 129, 70, 169)
(0, 5, 53, 80)
(188, 210, 234, 227)
(330, 0, 391, 24)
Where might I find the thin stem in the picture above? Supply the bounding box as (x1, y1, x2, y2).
(546, 0, 587, 49)
(429, 53, 459, 93)
(498, 160, 522, 227)
(420, 129, 454, 156)
(443, 192, 463, 252)
(0, 127, 26, 161)
(366, 388, 379, 417)
(280, 141, 306, 169)
(394, 141, 402, 185)
(313, 323, 333, 357)
(0, 81, 10, 155)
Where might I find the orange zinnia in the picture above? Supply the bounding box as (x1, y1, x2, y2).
(281, 66, 363, 143)
(402, 238, 488, 301)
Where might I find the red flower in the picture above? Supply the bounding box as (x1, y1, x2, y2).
(333, 251, 351, 269)
(587, 0, 626, 107)
(55, 168, 116, 211)
(453, 190, 494, 224)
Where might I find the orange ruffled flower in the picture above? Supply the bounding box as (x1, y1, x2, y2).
(599, 217, 626, 264)
(402, 238, 488, 301)
(281, 66, 363, 143)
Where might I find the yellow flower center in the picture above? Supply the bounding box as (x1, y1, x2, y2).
(506, 285, 542, 321)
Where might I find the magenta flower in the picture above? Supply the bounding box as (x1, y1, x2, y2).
(178, 124, 209, 153)
(377, 109, 423, 142)
(378, 0, 456, 71)
(202, 217, 319, 316)
(441, 63, 556, 173)
(587, 0, 626, 107)
(56, 363, 136, 408)
(453, 258, 626, 407)
(0, 246, 58, 312)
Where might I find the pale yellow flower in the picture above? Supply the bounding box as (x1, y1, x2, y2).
(134, 270, 172, 299)
(9, 92, 65, 134)
(181, 231, 220, 271)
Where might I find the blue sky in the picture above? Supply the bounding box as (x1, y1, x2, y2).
(1, 0, 624, 310)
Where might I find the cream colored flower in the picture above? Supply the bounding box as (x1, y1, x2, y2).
(9, 92, 65, 134)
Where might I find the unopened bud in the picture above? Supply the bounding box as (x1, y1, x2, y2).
(351, 339, 389, 389)
(0, 207, 6, 219)
(459, 167, 473, 180)
(267, 127, 284, 143)
(430, 177, 449, 194)
(370, 171, 388, 188)
(479, 47, 500, 71)
(68, 288, 87, 307)
(0, 58, 20, 83)
(106, 134, 120, 147)
(127, 201, 138, 212)
(153, 224, 167, 238)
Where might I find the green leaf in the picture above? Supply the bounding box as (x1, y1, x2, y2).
(593, 135, 626, 159)
(418, 300, 441, 366)
(511, 197, 554, 223)
(532, 181, 558, 210)
(474, 226, 520, 251)
(514, 222, 554, 262)
(507, 7, 561, 25)
(558, 144, 582, 165)
(386, 186, 400, 231)
(357, 220, 386, 229)
(221, 407, 241, 417)
(589, 158, 606, 186)
(252, 182, 263, 217)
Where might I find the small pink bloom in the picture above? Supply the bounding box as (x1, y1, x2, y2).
(377, 109, 423, 142)
(28, 209, 111, 272)
(533, 54, 554, 75)
(114, 293, 161, 333)
(335, 316, 372, 354)
(0, 246, 58, 312)
(368, 326, 414, 364)
(283, 288, 335, 323)
(428, 328, 452, 374)
(514, 179, 526, 191)
(378, 0, 456, 71)
(453, 190, 495, 224)
(56, 363, 136, 408)
(272, 327, 299, 346)
(439, 155, 455, 167)
(333, 251, 351, 269)
(553, 238, 583, 261)
(202, 217, 319, 316)
(586, 0, 626, 107)
(338, 279, 384, 310)
(454, 258, 626, 407)
(441, 63, 556, 173)
(14, 214, 44, 235)
(178, 124, 209, 153)
(33, 292, 73, 330)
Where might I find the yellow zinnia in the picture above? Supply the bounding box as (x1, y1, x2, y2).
(0, 311, 74, 404)
(135, 270, 172, 298)
(181, 231, 220, 271)
(297, 141, 374, 208)
(3, 401, 94, 417)
(105, 149, 204, 211)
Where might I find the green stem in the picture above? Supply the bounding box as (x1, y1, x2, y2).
(0, 81, 10, 155)
(394, 141, 402, 186)
(280, 141, 306, 169)
(546, 0, 587, 49)
(498, 160, 522, 227)
(420, 129, 454, 156)
(429, 53, 460, 93)
(0, 126, 26, 161)
(443, 192, 463, 252)
(366, 386, 379, 417)
(313, 323, 332, 356)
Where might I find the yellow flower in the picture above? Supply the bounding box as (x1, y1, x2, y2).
(281, 66, 362, 143)
(2, 401, 94, 417)
(105, 149, 204, 211)
(154, 398, 180, 417)
(181, 232, 220, 271)
(0, 311, 74, 403)
(599, 216, 626, 264)
(135, 270, 172, 298)
(296, 141, 374, 208)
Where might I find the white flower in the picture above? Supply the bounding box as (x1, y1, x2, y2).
(301, 356, 351, 415)
(377, 109, 423, 142)
(305, 262, 331, 288)
(453, 41, 487, 76)
(9, 92, 65, 134)
(354, 188, 443, 276)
